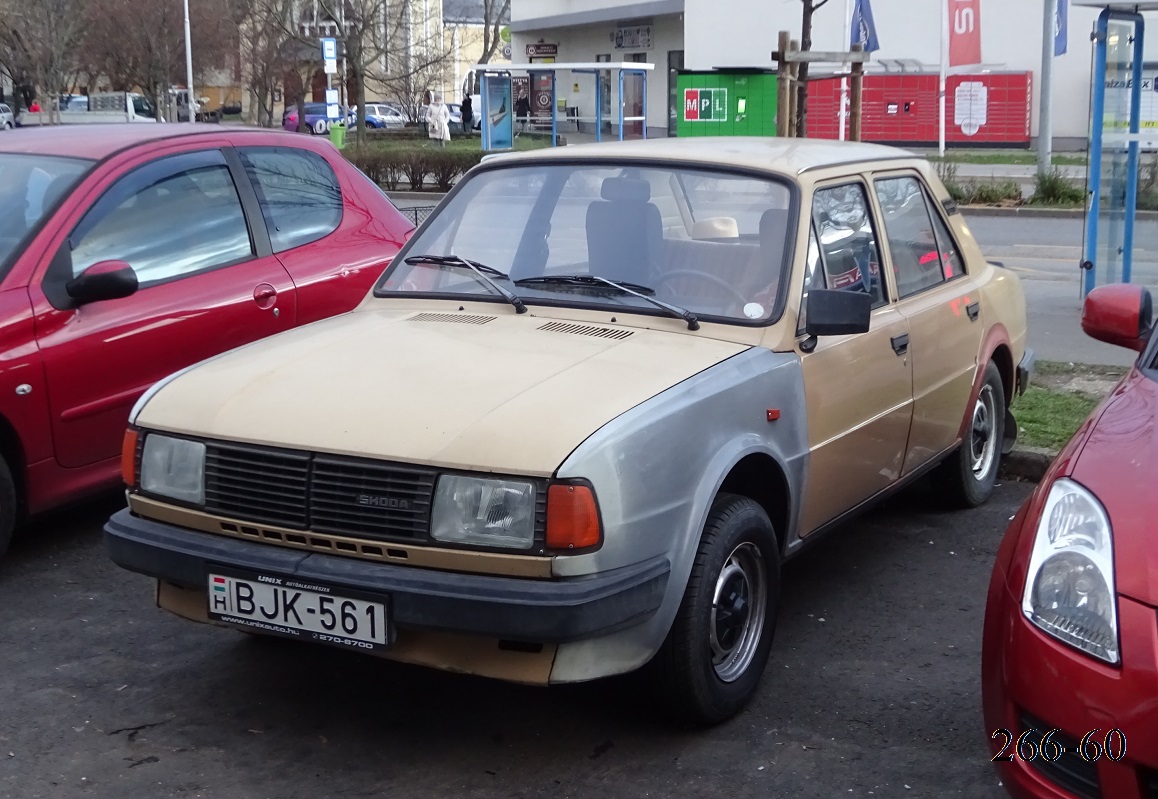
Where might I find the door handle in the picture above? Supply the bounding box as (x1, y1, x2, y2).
(253, 283, 278, 310)
(891, 333, 909, 355)
(966, 300, 980, 322)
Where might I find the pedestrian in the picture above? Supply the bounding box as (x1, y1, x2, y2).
(28, 100, 40, 113)
(427, 93, 451, 148)
(460, 94, 473, 134)
(515, 91, 531, 134)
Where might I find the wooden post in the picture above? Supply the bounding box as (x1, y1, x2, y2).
(777, 31, 791, 137)
(788, 38, 800, 138)
(850, 43, 864, 142)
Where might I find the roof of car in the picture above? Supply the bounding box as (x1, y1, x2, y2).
(0, 124, 305, 160)
(481, 137, 919, 176)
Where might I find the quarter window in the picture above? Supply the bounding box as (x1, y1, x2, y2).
(874, 175, 964, 296)
(239, 147, 343, 253)
(69, 150, 252, 284)
(810, 182, 888, 309)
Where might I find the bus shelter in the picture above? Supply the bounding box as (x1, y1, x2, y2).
(470, 62, 654, 150)
(1077, 1, 1158, 295)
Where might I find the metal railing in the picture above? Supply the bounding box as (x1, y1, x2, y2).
(399, 205, 437, 226)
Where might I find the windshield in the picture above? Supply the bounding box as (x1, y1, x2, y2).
(0, 153, 92, 270)
(376, 163, 796, 324)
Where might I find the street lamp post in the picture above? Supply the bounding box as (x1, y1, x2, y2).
(184, 0, 198, 121)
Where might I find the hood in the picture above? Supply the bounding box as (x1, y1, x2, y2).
(1069, 369, 1158, 606)
(137, 308, 749, 476)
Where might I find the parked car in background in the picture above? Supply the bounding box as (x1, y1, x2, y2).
(983, 282, 1157, 799)
(361, 104, 407, 129)
(0, 104, 13, 130)
(0, 124, 414, 563)
(282, 102, 355, 135)
(105, 138, 1030, 726)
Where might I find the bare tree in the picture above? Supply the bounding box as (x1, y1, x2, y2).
(0, 0, 86, 121)
(237, 0, 297, 126)
(796, 0, 832, 138)
(378, 0, 457, 127)
(479, 0, 510, 66)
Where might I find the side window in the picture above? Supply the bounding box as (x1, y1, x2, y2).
(874, 176, 962, 296)
(69, 150, 252, 285)
(811, 183, 888, 308)
(239, 147, 343, 253)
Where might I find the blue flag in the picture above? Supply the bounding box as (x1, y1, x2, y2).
(850, 0, 880, 53)
(1054, 0, 1068, 56)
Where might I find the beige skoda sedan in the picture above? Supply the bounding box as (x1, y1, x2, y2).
(107, 138, 1030, 725)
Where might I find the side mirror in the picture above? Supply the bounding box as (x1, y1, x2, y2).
(805, 288, 873, 337)
(1081, 283, 1153, 352)
(65, 260, 138, 305)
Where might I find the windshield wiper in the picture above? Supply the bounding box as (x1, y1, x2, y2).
(404, 254, 526, 314)
(515, 274, 699, 331)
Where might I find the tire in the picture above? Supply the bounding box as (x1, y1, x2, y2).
(648, 493, 780, 726)
(0, 456, 17, 563)
(313, 119, 328, 135)
(932, 360, 1006, 509)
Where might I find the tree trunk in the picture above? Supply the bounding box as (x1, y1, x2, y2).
(796, 0, 814, 138)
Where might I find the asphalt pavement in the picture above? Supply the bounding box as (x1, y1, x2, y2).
(0, 481, 1033, 799)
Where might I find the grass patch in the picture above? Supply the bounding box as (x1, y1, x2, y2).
(1012, 386, 1099, 450)
(356, 133, 550, 154)
(1029, 167, 1085, 206)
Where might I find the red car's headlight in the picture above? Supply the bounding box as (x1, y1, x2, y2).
(1020, 478, 1120, 665)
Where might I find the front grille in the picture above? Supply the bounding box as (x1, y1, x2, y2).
(197, 440, 545, 549)
(204, 443, 309, 528)
(310, 456, 435, 540)
(1019, 713, 1101, 799)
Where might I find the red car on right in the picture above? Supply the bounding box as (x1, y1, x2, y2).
(982, 283, 1158, 799)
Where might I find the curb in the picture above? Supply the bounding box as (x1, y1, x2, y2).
(1000, 446, 1057, 482)
(961, 204, 1158, 221)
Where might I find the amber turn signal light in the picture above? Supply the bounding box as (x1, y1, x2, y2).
(546, 483, 601, 550)
(121, 429, 139, 486)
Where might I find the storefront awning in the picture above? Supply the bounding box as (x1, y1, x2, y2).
(509, 0, 682, 33)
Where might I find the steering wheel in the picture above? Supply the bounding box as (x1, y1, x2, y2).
(654, 269, 749, 307)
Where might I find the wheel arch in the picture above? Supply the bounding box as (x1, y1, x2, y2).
(0, 410, 27, 518)
(957, 323, 1014, 442)
(718, 452, 791, 555)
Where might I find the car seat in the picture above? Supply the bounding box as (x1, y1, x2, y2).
(585, 177, 662, 286)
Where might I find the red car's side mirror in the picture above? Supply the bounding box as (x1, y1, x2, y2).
(1081, 283, 1154, 352)
(65, 260, 139, 306)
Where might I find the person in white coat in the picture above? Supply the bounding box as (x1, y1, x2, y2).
(427, 94, 451, 147)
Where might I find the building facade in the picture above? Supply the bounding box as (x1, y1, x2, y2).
(511, 0, 1158, 148)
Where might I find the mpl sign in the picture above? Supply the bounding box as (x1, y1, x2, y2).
(684, 88, 728, 122)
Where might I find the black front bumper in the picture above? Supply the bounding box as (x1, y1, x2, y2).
(105, 509, 669, 644)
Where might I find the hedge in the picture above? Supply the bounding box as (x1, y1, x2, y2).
(348, 148, 483, 191)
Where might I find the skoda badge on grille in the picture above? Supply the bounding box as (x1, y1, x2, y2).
(356, 494, 410, 510)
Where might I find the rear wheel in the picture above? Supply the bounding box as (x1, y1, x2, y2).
(0, 456, 17, 563)
(932, 360, 1006, 508)
(649, 493, 780, 726)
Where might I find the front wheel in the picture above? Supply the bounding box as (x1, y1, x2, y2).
(0, 455, 17, 563)
(932, 360, 1006, 508)
(648, 493, 780, 726)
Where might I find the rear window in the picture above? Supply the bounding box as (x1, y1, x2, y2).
(239, 147, 343, 252)
(0, 153, 92, 271)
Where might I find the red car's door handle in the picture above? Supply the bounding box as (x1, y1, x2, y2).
(253, 283, 278, 310)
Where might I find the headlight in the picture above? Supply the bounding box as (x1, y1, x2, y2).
(140, 434, 205, 505)
(431, 475, 536, 550)
(1021, 478, 1119, 664)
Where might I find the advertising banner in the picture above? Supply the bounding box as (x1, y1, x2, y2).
(948, 0, 981, 67)
(482, 74, 513, 151)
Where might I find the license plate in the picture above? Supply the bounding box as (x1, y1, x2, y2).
(207, 570, 388, 651)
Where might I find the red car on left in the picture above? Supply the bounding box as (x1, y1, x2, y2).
(0, 124, 413, 561)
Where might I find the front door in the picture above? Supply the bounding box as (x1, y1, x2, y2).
(872, 173, 984, 475)
(33, 147, 297, 468)
(798, 181, 914, 534)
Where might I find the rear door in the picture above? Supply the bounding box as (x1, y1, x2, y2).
(32, 145, 297, 468)
(871, 172, 984, 475)
(237, 145, 407, 324)
(797, 180, 914, 535)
